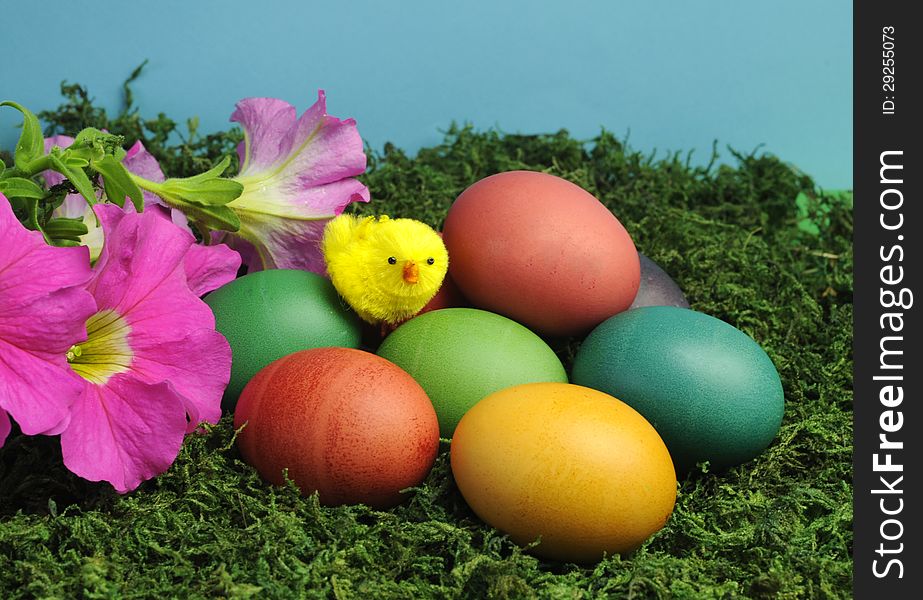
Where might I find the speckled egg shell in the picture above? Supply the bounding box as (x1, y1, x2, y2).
(442, 171, 640, 337)
(377, 308, 567, 437)
(572, 306, 784, 473)
(451, 382, 676, 563)
(234, 348, 440, 508)
(204, 269, 362, 411)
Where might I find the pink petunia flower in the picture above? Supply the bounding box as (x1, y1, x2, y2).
(60, 203, 237, 492)
(0, 195, 97, 446)
(217, 90, 370, 274)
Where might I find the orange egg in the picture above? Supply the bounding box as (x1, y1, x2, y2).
(443, 171, 639, 337)
(451, 383, 676, 563)
(234, 347, 440, 508)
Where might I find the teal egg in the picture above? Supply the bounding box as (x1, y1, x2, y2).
(205, 269, 362, 411)
(572, 306, 783, 472)
(377, 308, 568, 437)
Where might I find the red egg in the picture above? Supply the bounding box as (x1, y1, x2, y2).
(418, 232, 467, 316)
(234, 347, 440, 508)
(443, 171, 640, 337)
(417, 272, 467, 315)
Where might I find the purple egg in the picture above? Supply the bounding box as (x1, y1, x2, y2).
(629, 253, 690, 310)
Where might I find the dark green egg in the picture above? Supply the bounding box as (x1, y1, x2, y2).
(204, 269, 362, 411)
(572, 306, 783, 473)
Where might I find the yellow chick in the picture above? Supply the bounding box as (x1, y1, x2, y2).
(321, 214, 449, 328)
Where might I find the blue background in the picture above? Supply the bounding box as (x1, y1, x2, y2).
(1, 0, 851, 189)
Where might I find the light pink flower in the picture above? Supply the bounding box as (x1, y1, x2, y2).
(218, 90, 370, 273)
(0, 195, 96, 446)
(61, 203, 236, 492)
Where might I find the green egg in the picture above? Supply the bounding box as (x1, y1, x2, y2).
(572, 306, 784, 473)
(377, 308, 568, 437)
(205, 269, 362, 411)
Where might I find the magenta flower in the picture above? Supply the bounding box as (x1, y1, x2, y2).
(217, 90, 370, 273)
(0, 195, 96, 446)
(60, 203, 237, 492)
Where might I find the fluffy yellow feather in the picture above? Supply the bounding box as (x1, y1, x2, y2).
(321, 214, 449, 327)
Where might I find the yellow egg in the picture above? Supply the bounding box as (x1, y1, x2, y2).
(450, 383, 676, 563)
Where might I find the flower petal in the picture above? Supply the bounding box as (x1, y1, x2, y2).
(232, 91, 369, 217)
(88, 204, 215, 339)
(212, 232, 260, 273)
(0, 408, 10, 447)
(184, 242, 241, 296)
(123, 141, 165, 183)
(223, 92, 369, 272)
(42, 135, 75, 188)
(0, 331, 86, 435)
(233, 210, 333, 273)
(129, 328, 231, 431)
(272, 93, 367, 190)
(0, 196, 96, 435)
(234, 90, 366, 189)
(232, 175, 369, 272)
(123, 141, 167, 207)
(61, 375, 187, 493)
(231, 98, 298, 174)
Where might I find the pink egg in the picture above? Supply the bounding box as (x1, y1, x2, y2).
(443, 171, 639, 337)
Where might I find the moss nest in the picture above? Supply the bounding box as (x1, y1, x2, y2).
(0, 79, 852, 599)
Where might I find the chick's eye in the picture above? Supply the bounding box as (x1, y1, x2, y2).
(388, 257, 397, 265)
(426, 257, 435, 265)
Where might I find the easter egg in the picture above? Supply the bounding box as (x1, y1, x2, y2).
(204, 269, 362, 411)
(629, 253, 690, 310)
(442, 170, 640, 337)
(417, 272, 467, 315)
(451, 382, 676, 563)
(572, 306, 784, 473)
(234, 347, 440, 508)
(377, 308, 567, 437)
(418, 231, 468, 316)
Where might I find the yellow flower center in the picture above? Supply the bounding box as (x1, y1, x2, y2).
(67, 309, 133, 384)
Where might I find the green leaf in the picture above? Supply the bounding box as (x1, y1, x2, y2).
(11, 196, 43, 232)
(72, 127, 106, 146)
(158, 177, 244, 207)
(130, 154, 243, 232)
(149, 155, 243, 209)
(43, 217, 89, 242)
(1, 101, 45, 172)
(182, 155, 233, 184)
(49, 238, 83, 248)
(49, 152, 97, 207)
(64, 156, 91, 169)
(0, 177, 46, 199)
(185, 204, 241, 232)
(92, 154, 145, 210)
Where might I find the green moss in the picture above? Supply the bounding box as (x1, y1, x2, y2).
(1, 75, 852, 599)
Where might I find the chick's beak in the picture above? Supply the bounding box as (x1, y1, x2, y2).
(402, 260, 419, 284)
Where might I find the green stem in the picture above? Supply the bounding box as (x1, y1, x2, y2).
(14, 155, 54, 178)
(130, 172, 164, 194)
